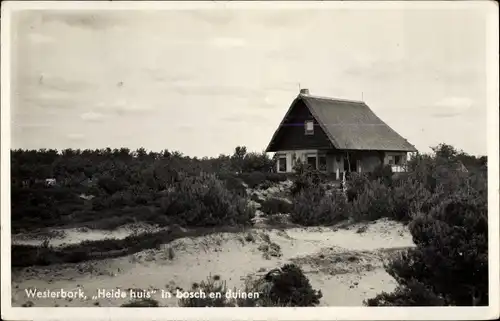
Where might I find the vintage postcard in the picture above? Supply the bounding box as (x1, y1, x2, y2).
(1, 1, 499, 320)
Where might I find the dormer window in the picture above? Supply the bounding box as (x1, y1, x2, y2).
(305, 120, 314, 135)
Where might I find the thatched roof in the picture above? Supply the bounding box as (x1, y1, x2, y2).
(267, 92, 417, 152)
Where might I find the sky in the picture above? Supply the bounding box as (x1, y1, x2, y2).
(9, 4, 493, 157)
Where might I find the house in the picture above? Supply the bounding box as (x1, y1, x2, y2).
(265, 89, 417, 178)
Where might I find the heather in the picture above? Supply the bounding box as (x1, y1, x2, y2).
(11, 143, 489, 307)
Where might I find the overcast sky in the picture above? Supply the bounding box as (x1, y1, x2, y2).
(10, 4, 492, 157)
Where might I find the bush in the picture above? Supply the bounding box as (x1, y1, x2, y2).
(178, 275, 235, 307)
(290, 164, 324, 196)
(264, 173, 289, 183)
(160, 173, 254, 227)
(365, 280, 446, 306)
(240, 171, 267, 189)
(349, 179, 393, 221)
(181, 265, 321, 307)
(291, 185, 347, 226)
(221, 174, 247, 197)
(261, 264, 322, 306)
(260, 197, 293, 215)
(368, 164, 394, 187)
(368, 191, 488, 306)
(390, 179, 431, 222)
(241, 152, 275, 173)
(345, 172, 369, 202)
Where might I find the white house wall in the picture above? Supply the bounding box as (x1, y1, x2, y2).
(275, 150, 344, 177)
(275, 150, 409, 174)
(275, 150, 322, 173)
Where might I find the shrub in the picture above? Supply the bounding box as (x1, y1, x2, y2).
(235, 264, 323, 307)
(390, 179, 431, 222)
(290, 165, 324, 196)
(345, 172, 369, 202)
(259, 180, 273, 190)
(368, 191, 488, 306)
(291, 186, 347, 226)
(368, 164, 393, 187)
(178, 275, 235, 307)
(349, 179, 393, 221)
(265, 173, 288, 183)
(241, 152, 275, 173)
(262, 264, 322, 306)
(221, 174, 247, 197)
(260, 197, 293, 215)
(240, 171, 267, 189)
(365, 280, 446, 306)
(160, 173, 254, 227)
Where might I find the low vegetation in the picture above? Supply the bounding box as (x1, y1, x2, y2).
(366, 190, 488, 306)
(179, 264, 322, 307)
(260, 197, 293, 215)
(11, 143, 488, 306)
(11, 146, 277, 233)
(290, 184, 347, 226)
(362, 145, 488, 306)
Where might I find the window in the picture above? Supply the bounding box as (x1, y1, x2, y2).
(388, 155, 395, 165)
(278, 157, 287, 172)
(394, 155, 402, 165)
(318, 156, 327, 171)
(304, 120, 314, 135)
(307, 156, 317, 170)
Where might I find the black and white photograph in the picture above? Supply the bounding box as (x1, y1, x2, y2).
(1, 1, 499, 320)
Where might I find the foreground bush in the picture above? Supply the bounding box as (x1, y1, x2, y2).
(365, 280, 446, 306)
(258, 264, 322, 307)
(367, 191, 488, 306)
(182, 264, 322, 307)
(160, 173, 254, 227)
(291, 186, 347, 226)
(178, 275, 235, 307)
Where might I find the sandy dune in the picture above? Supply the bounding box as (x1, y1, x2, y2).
(11, 219, 413, 307)
(12, 223, 164, 248)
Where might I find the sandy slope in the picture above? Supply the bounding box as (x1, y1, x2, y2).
(12, 223, 164, 248)
(11, 219, 413, 307)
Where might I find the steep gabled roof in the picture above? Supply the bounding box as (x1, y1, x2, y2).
(266, 93, 418, 152)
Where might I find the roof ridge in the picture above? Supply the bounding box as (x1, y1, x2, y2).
(299, 93, 365, 104)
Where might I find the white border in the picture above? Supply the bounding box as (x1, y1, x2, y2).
(1, 1, 499, 320)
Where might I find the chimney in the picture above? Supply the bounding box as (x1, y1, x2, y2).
(300, 88, 310, 95)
